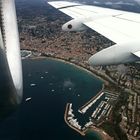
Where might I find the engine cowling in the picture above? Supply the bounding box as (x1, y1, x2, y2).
(62, 19, 88, 31)
(0, 0, 23, 120)
(88, 40, 140, 66)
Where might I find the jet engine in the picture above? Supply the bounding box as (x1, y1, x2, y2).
(88, 40, 140, 66)
(0, 0, 23, 119)
(62, 19, 88, 31)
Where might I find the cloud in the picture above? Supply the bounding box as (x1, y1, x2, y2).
(105, 2, 113, 5)
(93, 1, 101, 4)
(115, 1, 135, 6)
(104, 1, 134, 6)
(104, 1, 122, 8)
(117, 64, 128, 75)
(63, 79, 75, 88)
(134, 0, 140, 4)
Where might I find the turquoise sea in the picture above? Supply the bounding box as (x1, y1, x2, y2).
(0, 58, 103, 140)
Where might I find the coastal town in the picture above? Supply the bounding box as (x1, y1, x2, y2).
(17, 0, 140, 140)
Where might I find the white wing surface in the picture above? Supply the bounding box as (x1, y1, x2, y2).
(133, 50, 140, 58)
(48, 1, 140, 44)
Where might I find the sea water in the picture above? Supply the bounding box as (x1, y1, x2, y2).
(0, 58, 103, 140)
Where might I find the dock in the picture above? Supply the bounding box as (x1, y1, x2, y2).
(64, 103, 85, 136)
(78, 85, 104, 114)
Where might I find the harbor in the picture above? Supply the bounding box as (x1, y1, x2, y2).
(64, 90, 120, 136)
(64, 103, 85, 136)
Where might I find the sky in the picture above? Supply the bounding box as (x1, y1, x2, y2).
(15, 0, 140, 13)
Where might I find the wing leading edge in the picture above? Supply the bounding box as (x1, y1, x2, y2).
(133, 51, 140, 58)
(48, 1, 140, 65)
(48, 1, 140, 44)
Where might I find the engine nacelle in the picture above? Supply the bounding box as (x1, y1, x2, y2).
(88, 40, 140, 66)
(62, 19, 88, 31)
(0, 0, 23, 120)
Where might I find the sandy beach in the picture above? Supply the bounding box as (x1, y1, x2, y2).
(88, 126, 114, 140)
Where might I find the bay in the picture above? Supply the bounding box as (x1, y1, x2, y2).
(0, 58, 103, 140)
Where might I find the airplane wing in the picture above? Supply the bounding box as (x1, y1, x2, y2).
(133, 50, 140, 58)
(48, 1, 140, 44)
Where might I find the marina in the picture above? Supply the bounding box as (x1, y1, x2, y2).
(64, 90, 120, 135)
(64, 103, 85, 136)
(21, 50, 32, 59)
(78, 85, 105, 114)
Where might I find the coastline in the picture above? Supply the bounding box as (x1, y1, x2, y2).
(22, 51, 113, 140)
(44, 57, 112, 140)
(64, 103, 86, 136)
(30, 55, 106, 85)
(64, 98, 113, 140)
(22, 49, 114, 86)
(86, 127, 114, 140)
(48, 57, 104, 82)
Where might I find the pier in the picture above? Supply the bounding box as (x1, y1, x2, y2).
(78, 89, 119, 122)
(78, 85, 104, 114)
(64, 103, 85, 136)
(64, 91, 119, 138)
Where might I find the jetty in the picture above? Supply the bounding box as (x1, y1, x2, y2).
(78, 85, 104, 114)
(64, 103, 85, 136)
